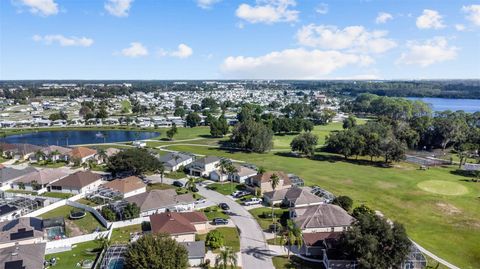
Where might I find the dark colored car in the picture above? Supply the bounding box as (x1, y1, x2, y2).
(219, 203, 230, 210)
(173, 181, 184, 188)
(212, 218, 229, 225)
(191, 186, 199, 192)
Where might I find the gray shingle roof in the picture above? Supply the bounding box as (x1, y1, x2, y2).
(180, 241, 206, 259)
(0, 167, 38, 183)
(0, 243, 46, 269)
(159, 152, 193, 167)
(126, 189, 195, 212)
(294, 204, 354, 229)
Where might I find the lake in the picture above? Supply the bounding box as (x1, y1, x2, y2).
(407, 97, 480, 113)
(3, 130, 160, 146)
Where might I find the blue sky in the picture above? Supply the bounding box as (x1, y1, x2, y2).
(1, 0, 479, 80)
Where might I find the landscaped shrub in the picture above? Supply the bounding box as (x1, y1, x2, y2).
(205, 230, 224, 250)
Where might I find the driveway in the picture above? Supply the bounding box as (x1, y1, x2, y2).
(197, 186, 275, 269)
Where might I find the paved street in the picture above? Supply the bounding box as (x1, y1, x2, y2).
(197, 186, 275, 269)
(145, 175, 275, 269)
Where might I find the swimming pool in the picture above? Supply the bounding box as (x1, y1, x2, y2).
(107, 258, 124, 269)
(46, 226, 65, 240)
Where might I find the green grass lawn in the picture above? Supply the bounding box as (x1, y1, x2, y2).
(41, 192, 74, 199)
(110, 224, 143, 244)
(39, 205, 106, 235)
(206, 182, 244, 195)
(32, 161, 68, 168)
(200, 206, 230, 221)
(165, 170, 187, 179)
(197, 227, 240, 253)
(163, 129, 480, 269)
(272, 256, 320, 269)
(76, 198, 101, 207)
(5, 189, 37, 195)
(249, 207, 289, 230)
(44, 241, 101, 269)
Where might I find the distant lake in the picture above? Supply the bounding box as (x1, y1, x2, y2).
(3, 130, 160, 146)
(407, 97, 480, 113)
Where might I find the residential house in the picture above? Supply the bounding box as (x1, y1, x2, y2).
(263, 187, 325, 207)
(179, 241, 206, 267)
(101, 176, 146, 198)
(159, 152, 194, 172)
(68, 146, 97, 164)
(0, 166, 38, 188)
(291, 204, 354, 233)
(229, 164, 257, 184)
(49, 171, 103, 194)
(0, 243, 46, 269)
(149, 212, 208, 242)
(245, 171, 292, 195)
(291, 204, 354, 258)
(29, 145, 71, 163)
(126, 189, 195, 217)
(0, 143, 42, 160)
(187, 156, 220, 177)
(0, 217, 44, 249)
(12, 168, 70, 192)
(0, 205, 22, 222)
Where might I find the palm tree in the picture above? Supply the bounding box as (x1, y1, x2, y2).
(282, 220, 303, 260)
(97, 149, 108, 163)
(156, 164, 165, 184)
(50, 149, 60, 163)
(185, 177, 196, 192)
(215, 247, 237, 269)
(226, 163, 238, 194)
(215, 159, 230, 183)
(257, 166, 266, 174)
(269, 173, 280, 237)
(95, 234, 111, 251)
(34, 150, 46, 163)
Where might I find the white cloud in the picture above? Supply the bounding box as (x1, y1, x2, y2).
(416, 9, 445, 29)
(196, 0, 221, 9)
(455, 24, 466, 31)
(235, 0, 299, 24)
(158, 44, 193, 59)
(16, 0, 59, 16)
(105, 0, 133, 17)
(296, 24, 396, 54)
(315, 3, 328, 15)
(32, 34, 94, 47)
(375, 12, 393, 24)
(221, 48, 373, 79)
(397, 37, 458, 67)
(121, 42, 148, 57)
(462, 5, 480, 26)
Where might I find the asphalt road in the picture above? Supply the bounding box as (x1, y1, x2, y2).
(196, 186, 275, 269)
(145, 175, 275, 269)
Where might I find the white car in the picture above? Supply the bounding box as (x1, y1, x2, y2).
(243, 198, 262, 206)
(195, 199, 207, 204)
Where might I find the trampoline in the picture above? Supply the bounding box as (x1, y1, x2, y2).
(69, 210, 86, 219)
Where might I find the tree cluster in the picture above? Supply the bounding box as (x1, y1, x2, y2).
(340, 205, 411, 269)
(209, 114, 229, 137)
(107, 148, 163, 176)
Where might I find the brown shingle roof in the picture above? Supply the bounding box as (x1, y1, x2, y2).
(149, 212, 208, 235)
(303, 232, 341, 247)
(50, 171, 102, 189)
(252, 171, 291, 184)
(102, 176, 146, 194)
(68, 147, 97, 159)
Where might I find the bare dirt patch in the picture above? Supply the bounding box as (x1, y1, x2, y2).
(435, 202, 462, 215)
(65, 219, 83, 237)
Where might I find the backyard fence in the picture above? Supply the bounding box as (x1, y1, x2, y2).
(45, 230, 110, 254)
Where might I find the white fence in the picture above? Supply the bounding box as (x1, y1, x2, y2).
(66, 200, 109, 228)
(110, 216, 150, 229)
(45, 230, 110, 254)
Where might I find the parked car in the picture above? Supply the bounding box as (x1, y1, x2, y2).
(219, 203, 230, 210)
(243, 197, 262, 206)
(232, 190, 248, 198)
(212, 218, 229, 225)
(191, 186, 199, 192)
(195, 199, 207, 204)
(173, 181, 184, 187)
